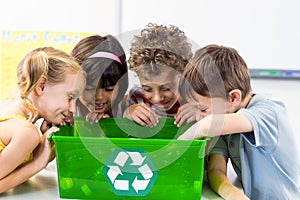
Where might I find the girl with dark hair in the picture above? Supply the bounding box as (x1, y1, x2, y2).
(70, 34, 128, 122)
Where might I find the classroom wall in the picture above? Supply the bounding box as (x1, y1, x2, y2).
(121, 0, 300, 134)
(121, 0, 300, 71)
(0, 0, 121, 99)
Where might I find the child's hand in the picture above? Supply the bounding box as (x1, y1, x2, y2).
(33, 126, 59, 168)
(60, 111, 74, 126)
(40, 112, 74, 134)
(124, 102, 159, 127)
(174, 103, 200, 127)
(86, 112, 110, 123)
(177, 116, 211, 140)
(40, 119, 54, 134)
(177, 121, 200, 140)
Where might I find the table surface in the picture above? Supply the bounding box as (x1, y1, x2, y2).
(0, 159, 242, 200)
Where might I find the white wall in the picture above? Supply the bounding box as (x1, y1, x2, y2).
(0, 0, 120, 34)
(1, 0, 300, 70)
(121, 0, 300, 71)
(2, 0, 300, 71)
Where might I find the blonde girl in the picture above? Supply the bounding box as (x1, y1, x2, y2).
(0, 47, 85, 193)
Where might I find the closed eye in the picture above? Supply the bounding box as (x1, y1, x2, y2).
(161, 87, 171, 91)
(198, 106, 208, 112)
(68, 95, 74, 101)
(142, 86, 152, 92)
(104, 86, 115, 92)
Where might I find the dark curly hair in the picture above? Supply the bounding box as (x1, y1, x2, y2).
(129, 23, 193, 79)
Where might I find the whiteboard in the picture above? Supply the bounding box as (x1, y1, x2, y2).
(120, 0, 300, 71)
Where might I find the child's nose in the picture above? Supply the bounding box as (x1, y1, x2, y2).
(95, 89, 105, 100)
(151, 91, 163, 103)
(69, 100, 76, 114)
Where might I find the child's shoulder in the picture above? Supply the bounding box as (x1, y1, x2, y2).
(248, 94, 286, 110)
(1, 117, 39, 141)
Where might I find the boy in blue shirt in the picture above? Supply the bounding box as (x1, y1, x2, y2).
(178, 44, 300, 199)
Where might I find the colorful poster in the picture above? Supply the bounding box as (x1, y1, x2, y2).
(0, 31, 95, 100)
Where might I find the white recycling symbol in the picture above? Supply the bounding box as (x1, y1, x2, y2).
(103, 148, 157, 196)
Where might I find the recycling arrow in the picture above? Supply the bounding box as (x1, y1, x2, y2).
(132, 177, 150, 193)
(138, 164, 153, 179)
(114, 151, 129, 167)
(107, 165, 122, 183)
(128, 152, 145, 166)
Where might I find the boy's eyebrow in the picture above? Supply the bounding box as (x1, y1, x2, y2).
(162, 83, 174, 87)
(198, 104, 208, 109)
(186, 96, 207, 108)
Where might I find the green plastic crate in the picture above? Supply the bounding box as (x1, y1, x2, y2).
(52, 117, 207, 199)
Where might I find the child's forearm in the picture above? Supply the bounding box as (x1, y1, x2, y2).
(219, 182, 249, 200)
(178, 114, 253, 140)
(177, 116, 211, 139)
(0, 127, 57, 193)
(208, 169, 249, 200)
(208, 167, 229, 197)
(0, 160, 42, 193)
(207, 154, 249, 200)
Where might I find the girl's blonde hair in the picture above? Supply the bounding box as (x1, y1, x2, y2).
(17, 47, 85, 121)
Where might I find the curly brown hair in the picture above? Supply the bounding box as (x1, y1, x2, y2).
(129, 23, 192, 79)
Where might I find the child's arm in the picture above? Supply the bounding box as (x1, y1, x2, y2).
(208, 154, 249, 200)
(0, 125, 39, 179)
(0, 126, 58, 193)
(178, 113, 253, 140)
(123, 102, 159, 127)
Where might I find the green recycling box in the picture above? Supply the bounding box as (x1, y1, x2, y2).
(52, 117, 207, 199)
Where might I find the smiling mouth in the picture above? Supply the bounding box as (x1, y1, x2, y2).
(61, 111, 73, 121)
(95, 103, 106, 110)
(153, 102, 169, 109)
(61, 112, 68, 119)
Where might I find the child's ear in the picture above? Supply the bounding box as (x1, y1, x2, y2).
(35, 75, 47, 95)
(228, 89, 242, 105)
